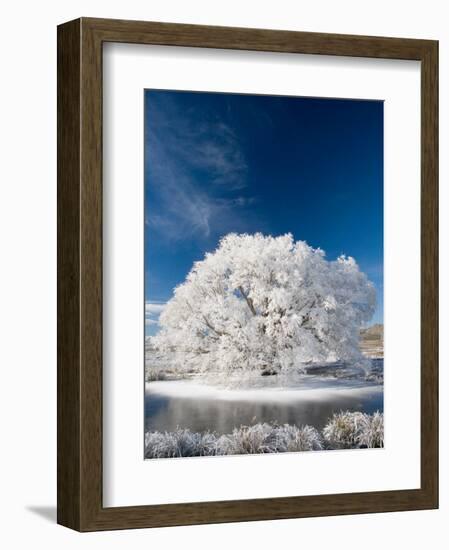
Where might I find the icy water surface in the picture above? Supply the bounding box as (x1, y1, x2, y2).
(145, 362, 384, 434)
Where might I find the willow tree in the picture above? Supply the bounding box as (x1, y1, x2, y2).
(149, 233, 376, 375)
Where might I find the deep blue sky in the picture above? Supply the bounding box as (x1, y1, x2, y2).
(144, 90, 383, 335)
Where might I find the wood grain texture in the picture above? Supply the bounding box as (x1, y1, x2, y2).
(57, 17, 439, 532)
(57, 18, 81, 531)
(420, 41, 439, 504)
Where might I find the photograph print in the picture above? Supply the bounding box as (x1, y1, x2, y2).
(144, 89, 384, 459)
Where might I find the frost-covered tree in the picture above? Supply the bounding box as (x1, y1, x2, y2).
(150, 233, 376, 375)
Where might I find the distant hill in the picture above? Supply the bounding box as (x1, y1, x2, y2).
(360, 324, 383, 358)
(360, 324, 383, 339)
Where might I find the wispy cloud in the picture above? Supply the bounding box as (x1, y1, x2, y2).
(145, 91, 256, 242)
(148, 95, 248, 190)
(145, 301, 166, 327)
(145, 302, 166, 315)
(188, 123, 248, 189)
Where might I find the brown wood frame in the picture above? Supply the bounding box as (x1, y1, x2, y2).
(57, 17, 438, 532)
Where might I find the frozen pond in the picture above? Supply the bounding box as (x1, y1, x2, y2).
(145, 364, 383, 434)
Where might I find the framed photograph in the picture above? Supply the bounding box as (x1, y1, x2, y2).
(57, 17, 438, 531)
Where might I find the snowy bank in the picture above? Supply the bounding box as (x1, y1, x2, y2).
(146, 378, 383, 404)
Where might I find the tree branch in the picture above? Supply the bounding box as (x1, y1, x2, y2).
(238, 286, 257, 316)
(185, 299, 228, 338)
(202, 314, 227, 337)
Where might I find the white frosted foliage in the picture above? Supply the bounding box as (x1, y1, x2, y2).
(149, 233, 376, 375)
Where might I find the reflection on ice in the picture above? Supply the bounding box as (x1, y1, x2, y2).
(145, 361, 383, 435)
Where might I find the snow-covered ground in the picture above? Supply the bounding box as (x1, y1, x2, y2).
(145, 376, 383, 403)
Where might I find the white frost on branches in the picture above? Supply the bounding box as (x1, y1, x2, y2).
(149, 233, 376, 376)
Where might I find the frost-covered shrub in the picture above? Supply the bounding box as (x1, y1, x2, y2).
(150, 233, 376, 376)
(323, 411, 384, 449)
(274, 424, 323, 452)
(144, 414, 383, 459)
(323, 411, 364, 449)
(357, 411, 384, 448)
(216, 423, 323, 455)
(216, 424, 277, 455)
(145, 423, 323, 458)
(145, 369, 168, 381)
(144, 429, 217, 458)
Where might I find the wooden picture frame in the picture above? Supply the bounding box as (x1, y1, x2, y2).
(57, 17, 438, 531)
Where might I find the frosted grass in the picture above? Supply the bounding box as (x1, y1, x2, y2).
(145, 412, 383, 459)
(322, 411, 384, 449)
